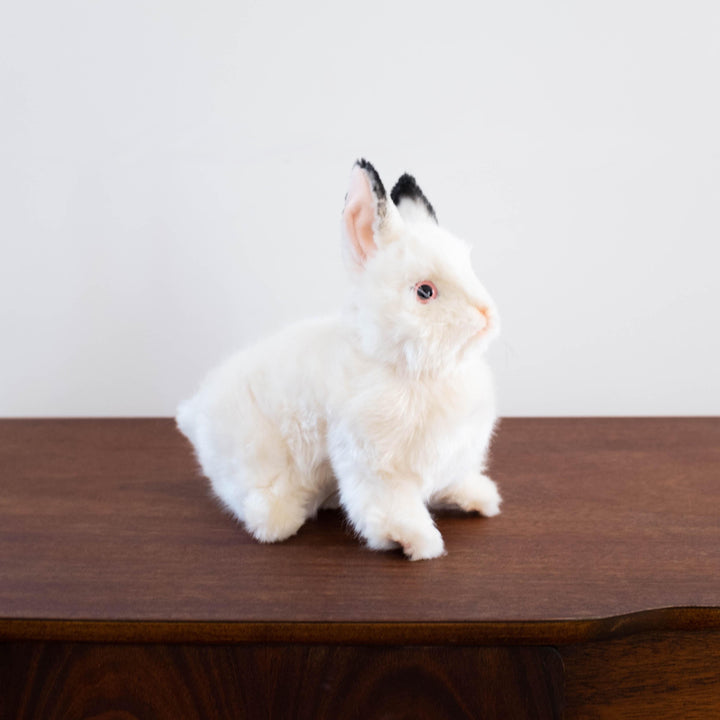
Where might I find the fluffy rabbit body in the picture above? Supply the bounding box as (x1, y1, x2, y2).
(177, 160, 501, 560)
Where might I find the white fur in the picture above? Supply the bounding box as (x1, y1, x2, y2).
(177, 162, 501, 560)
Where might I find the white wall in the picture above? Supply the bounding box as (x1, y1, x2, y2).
(1, 0, 718, 417)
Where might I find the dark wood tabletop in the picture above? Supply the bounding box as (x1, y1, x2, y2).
(1, 417, 718, 645)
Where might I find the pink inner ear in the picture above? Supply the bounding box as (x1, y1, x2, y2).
(343, 167, 377, 268)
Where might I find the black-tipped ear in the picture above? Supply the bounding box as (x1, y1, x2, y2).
(355, 158, 387, 210)
(342, 159, 389, 269)
(390, 173, 437, 224)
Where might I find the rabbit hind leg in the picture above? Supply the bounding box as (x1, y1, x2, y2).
(242, 476, 310, 543)
(210, 438, 314, 543)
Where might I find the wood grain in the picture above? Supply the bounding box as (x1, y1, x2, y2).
(560, 629, 720, 719)
(1, 418, 719, 645)
(0, 643, 563, 720)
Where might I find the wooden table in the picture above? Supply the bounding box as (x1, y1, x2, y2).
(1, 418, 718, 719)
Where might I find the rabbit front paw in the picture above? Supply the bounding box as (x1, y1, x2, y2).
(475, 474, 502, 517)
(363, 521, 445, 560)
(433, 473, 502, 517)
(395, 524, 446, 561)
(359, 508, 446, 560)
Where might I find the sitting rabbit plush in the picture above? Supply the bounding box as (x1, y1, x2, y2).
(177, 159, 501, 560)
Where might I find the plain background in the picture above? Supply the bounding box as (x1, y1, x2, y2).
(1, 1, 718, 417)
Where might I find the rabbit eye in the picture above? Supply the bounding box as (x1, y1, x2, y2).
(415, 281, 437, 303)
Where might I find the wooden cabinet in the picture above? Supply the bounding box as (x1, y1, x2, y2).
(1, 418, 718, 719)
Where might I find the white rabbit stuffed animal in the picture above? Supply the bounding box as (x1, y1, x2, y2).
(177, 159, 501, 560)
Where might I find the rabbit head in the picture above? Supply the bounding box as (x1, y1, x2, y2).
(342, 159, 500, 376)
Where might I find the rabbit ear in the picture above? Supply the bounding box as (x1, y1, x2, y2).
(390, 173, 438, 224)
(342, 159, 390, 269)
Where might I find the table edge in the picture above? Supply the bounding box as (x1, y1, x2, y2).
(2, 606, 719, 646)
